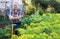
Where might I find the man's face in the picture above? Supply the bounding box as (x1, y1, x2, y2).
(14, 4, 18, 10)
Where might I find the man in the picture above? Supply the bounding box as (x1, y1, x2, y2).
(9, 3, 25, 34)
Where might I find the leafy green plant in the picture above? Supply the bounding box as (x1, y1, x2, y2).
(26, 5, 36, 15)
(0, 17, 9, 23)
(0, 26, 11, 39)
(13, 13, 60, 39)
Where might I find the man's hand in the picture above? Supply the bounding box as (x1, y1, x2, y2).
(9, 15, 22, 20)
(14, 16, 21, 19)
(14, 15, 22, 19)
(9, 16, 14, 20)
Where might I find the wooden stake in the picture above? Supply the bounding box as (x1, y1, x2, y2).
(12, 25, 13, 39)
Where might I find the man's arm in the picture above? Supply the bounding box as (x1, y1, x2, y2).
(18, 10, 25, 18)
(9, 15, 14, 19)
(9, 11, 15, 20)
(13, 15, 21, 19)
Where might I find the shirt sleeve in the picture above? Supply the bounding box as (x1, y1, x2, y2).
(18, 10, 25, 17)
(9, 10, 13, 17)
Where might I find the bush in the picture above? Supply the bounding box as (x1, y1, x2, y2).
(0, 26, 11, 39)
(0, 17, 9, 23)
(26, 5, 36, 15)
(38, 8, 44, 15)
(13, 13, 60, 39)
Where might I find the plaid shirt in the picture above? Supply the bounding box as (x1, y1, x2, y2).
(9, 9, 25, 23)
(11, 9, 23, 17)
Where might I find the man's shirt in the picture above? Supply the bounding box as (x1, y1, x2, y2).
(11, 9, 24, 17)
(11, 9, 21, 17)
(9, 9, 25, 23)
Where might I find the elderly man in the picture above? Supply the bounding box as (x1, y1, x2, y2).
(9, 3, 25, 34)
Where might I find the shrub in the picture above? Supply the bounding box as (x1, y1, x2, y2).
(0, 26, 11, 39)
(13, 13, 60, 39)
(26, 5, 36, 15)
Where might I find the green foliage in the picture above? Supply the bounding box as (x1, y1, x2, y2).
(31, 0, 50, 11)
(50, 0, 60, 13)
(38, 8, 44, 15)
(22, 0, 28, 6)
(0, 17, 9, 23)
(26, 5, 36, 15)
(0, 26, 11, 39)
(13, 13, 60, 39)
(31, 0, 60, 13)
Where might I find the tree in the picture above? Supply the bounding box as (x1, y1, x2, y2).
(31, 0, 60, 13)
(50, 0, 60, 13)
(31, 0, 50, 12)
